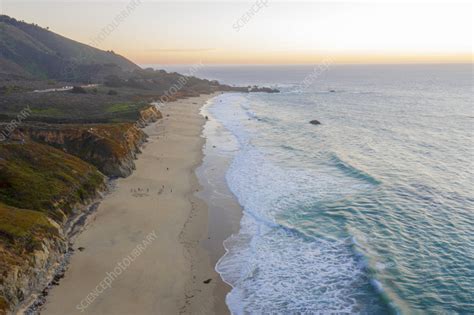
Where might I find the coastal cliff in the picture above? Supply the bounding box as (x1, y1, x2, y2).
(14, 124, 146, 178)
(0, 106, 162, 314)
(8, 106, 161, 178)
(0, 203, 66, 314)
(0, 142, 106, 314)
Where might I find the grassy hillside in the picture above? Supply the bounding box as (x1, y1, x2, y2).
(0, 142, 105, 222)
(0, 15, 139, 81)
(0, 89, 151, 123)
(0, 141, 107, 312)
(0, 202, 58, 253)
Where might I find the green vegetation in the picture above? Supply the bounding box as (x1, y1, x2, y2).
(0, 142, 104, 221)
(70, 86, 87, 94)
(14, 122, 150, 176)
(0, 15, 138, 81)
(0, 92, 150, 123)
(0, 202, 61, 314)
(0, 85, 28, 95)
(105, 103, 134, 113)
(30, 107, 64, 117)
(0, 202, 57, 251)
(0, 13, 276, 312)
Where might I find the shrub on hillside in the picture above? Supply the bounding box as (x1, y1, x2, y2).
(70, 86, 86, 94)
(104, 75, 124, 87)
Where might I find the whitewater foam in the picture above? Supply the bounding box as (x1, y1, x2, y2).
(199, 64, 473, 314)
(212, 93, 383, 314)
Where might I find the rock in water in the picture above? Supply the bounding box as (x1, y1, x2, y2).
(309, 120, 321, 125)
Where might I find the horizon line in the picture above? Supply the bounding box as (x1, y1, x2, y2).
(138, 61, 474, 68)
(130, 54, 473, 66)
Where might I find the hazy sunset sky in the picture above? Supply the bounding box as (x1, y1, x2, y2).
(2, 1, 472, 64)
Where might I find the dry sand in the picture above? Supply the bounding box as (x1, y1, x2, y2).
(42, 93, 229, 315)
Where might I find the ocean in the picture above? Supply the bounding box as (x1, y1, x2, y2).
(164, 64, 474, 314)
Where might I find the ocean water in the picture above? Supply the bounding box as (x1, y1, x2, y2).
(193, 64, 473, 314)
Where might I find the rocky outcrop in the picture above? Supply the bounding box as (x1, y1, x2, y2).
(136, 105, 162, 127)
(249, 86, 280, 93)
(215, 84, 280, 93)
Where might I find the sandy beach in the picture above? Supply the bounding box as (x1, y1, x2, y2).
(42, 93, 229, 315)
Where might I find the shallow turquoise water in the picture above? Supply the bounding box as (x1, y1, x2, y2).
(195, 65, 474, 314)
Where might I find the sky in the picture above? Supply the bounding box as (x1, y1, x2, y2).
(1, 0, 472, 64)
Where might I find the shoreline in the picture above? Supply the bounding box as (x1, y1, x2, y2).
(196, 96, 244, 314)
(40, 93, 230, 315)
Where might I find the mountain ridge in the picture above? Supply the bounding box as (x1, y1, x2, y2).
(0, 15, 139, 81)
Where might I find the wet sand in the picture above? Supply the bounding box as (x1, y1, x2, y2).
(42, 94, 230, 315)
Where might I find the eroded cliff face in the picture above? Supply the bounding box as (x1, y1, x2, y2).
(0, 215, 66, 314)
(0, 200, 106, 315)
(0, 142, 107, 314)
(137, 105, 162, 127)
(12, 106, 161, 178)
(22, 124, 146, 178)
